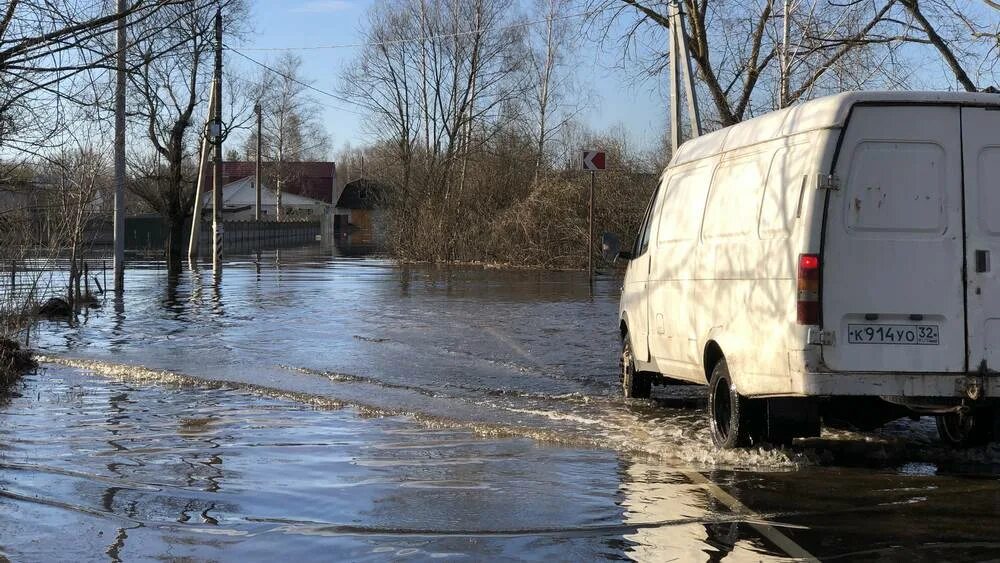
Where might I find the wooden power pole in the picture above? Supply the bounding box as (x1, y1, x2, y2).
(276, 143, 283, 223)
(211, 7, 223, 273)
(255, 102, 262, 222)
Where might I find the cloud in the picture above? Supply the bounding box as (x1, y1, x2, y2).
(292, 1, 354, 13)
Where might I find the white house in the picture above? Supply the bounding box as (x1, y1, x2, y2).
(202, 176, 330, 220)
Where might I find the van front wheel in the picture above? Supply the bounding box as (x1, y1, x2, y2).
(708, 359, 762, 449)
(620, 337, 651, 399)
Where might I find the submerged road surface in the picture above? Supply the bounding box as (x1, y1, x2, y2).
(3, 246, 1000, 560)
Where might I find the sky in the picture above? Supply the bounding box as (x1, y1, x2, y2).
(237, 0, 671, 158)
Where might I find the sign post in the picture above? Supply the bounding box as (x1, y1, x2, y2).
(582, 150, 606, 285)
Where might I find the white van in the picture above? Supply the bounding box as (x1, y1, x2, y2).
(605, 91, 1000, 449)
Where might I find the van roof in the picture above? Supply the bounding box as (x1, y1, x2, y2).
(670, 90, 1000, 167)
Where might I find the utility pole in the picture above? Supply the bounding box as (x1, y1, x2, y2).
(667, 0, 701, 152)
(211, 7, 223, 274)
(276, 144, 283, 222)
(255, 102, 262, 222)
(668, 1, 680, 153)
(188, 81, 215, 259)
(780, 0, 791, 108)
(113, 0, 126, 294)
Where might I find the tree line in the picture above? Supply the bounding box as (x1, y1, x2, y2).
(339, 0, 999, 267)
(0, 0, 335, 349)
(1, 0, 999, 277)
(0, 0, 329, 269)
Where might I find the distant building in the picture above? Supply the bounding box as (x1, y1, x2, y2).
(334, 178, 387, 235)
(202, 176, 330, 221)
(202, 161, 337, 203)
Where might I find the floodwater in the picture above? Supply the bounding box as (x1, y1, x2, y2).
(3, 245, 1000, 561)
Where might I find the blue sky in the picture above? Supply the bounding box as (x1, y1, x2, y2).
(239, 0, 669, 157)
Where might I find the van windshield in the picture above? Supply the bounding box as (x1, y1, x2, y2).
(632, 184, 661, 257)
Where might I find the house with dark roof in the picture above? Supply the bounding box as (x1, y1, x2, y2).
(333, 178, 388, 238)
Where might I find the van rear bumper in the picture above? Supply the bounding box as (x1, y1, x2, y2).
(790, 371, 996, 399)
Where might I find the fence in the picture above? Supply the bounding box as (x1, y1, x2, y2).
(0, 256, 112, 327)
(80, 216, 321, 255)
(193, 220, 320, 254)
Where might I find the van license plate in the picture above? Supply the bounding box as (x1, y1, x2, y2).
(847, 324, 939, 345)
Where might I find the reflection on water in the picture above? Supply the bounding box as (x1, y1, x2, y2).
(5, 246, 1000, 559)
(1, 369, 790, 561)
(30, 248, 987, 469)
(7, 369, 998, 561)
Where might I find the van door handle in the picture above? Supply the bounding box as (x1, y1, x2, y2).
(976, 250, 991, 273)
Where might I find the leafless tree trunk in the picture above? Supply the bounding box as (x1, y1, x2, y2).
(126, 0, 248, 269)
(527, 0, 575, 182)
(900, 0, 979, 91)
(243, 54, 329, 221)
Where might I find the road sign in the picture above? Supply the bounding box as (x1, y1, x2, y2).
(582, 150, 605, 285)
(582, 150, 606, 171)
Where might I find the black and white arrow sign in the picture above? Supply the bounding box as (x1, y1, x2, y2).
(581, 150, 606, 171)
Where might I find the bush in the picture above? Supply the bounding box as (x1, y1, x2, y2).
(357, 130, 659, 269)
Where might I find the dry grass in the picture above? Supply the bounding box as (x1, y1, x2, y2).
(0, 337, 35, 390)
(368, 138, 658, 269)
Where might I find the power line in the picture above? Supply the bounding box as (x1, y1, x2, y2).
(228, 5, 620, 118)
(234, 6, 616, 52)
(225, 46, 366, 116)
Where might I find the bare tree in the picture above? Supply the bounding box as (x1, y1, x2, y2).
(243, 53, 330, 218)
(590, 0, 1000, 127)
(0, 0, 200, 163)
(341, 0, 526, 213)
(43, 144, 110, 307)
(589, 0, 917, 126)
(343, 3, 419, 192)
(0, 1, 197, 344)
(526, 0, 578, 180)
(125, 0, 248, 268)
(897, 0, 1000, 91)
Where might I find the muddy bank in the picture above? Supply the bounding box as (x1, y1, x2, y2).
(0, 337, 34, 391)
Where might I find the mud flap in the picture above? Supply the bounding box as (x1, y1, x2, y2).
(765, 398, 821, 445)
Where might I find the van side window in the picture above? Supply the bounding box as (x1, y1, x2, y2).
(632, 184, 661, 257)
(759, 144, 810, 239)
(703, 154, 767, 240)
(657, 165, 712, 243)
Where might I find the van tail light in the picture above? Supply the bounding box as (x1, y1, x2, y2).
(797, 254, 821, 325)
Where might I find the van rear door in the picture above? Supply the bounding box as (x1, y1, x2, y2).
(961, 107, 1000, 373)
(822, 105, 966, 373)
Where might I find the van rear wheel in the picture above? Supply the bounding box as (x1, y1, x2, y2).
(620, 337, 651, 399)
(936, 409, 995, 447)
(708, 359, 762, 449)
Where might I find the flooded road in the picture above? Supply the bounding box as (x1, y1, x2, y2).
(3, 246, 1000, 560)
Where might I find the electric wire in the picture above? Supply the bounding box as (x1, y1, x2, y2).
(235, 6, 618, 52)
(224, 46, 366, 116)
(225, 5, 623, 117)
